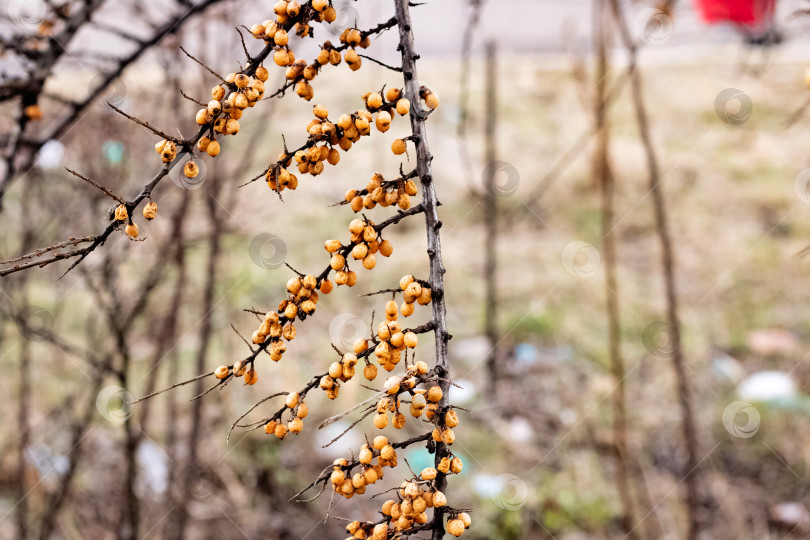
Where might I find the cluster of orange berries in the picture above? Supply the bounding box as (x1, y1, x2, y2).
(319, 351, 359, 400)
(330, 435, 393, 501)
(413, 382, 445, 421)
(263, 391, 309, 439)
(445, 512, 473, 537)
(390, 85, 440, 155)
(214, 359, 258, 385)
(250, 1, 337, 62)
(252, 273, 332, 354)
(345, 172, 418, 213)
(195, 68, 269, 156)
(154, 139, 177, 163)
(370, 458, 467, 536)
(345, 447, 468, 537)
(345, 520, 389, 540)
(265, 164, 299, 191)
(320, 324, 427, 410)
(372, 393, 406, 430)
(399, 274, 432, 314)
(371, 315, 419, 373)
(324, 218, 392, 280)
(338, 27, 372, 72)
(264, 96, 395, 193)
(432, 407, 459, 445)
(370, 365, 431, 431)
(289, 31, 369, 100)
(154, 140, 204, 184)
(248, 0, 374, 101)
(383, 471, 467, 536)
(263, 84, 420, 195)
(113, 201, 159, 238)
(280, 24, 374, 101)
(113, 204, 139, 238)
(213, 274, 334, 387)
(282, 35, 359, 101)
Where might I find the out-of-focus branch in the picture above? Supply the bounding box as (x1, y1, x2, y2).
(607, 1, 702, 538)
(0, 0, 229, 208)
(592, 3, 637, 536)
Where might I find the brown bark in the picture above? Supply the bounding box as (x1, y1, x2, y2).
(592, 3, 637, 537)
(393, 2, 452, 538)
(607, 1, 702, 537)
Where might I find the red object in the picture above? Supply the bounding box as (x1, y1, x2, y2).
(694, 0, 776, 28)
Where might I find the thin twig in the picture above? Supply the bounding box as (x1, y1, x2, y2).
(107, 102, 183, 143)
(358, 54, 402, 72)
(179, 45, 227, 82)
(227, 392, 287, 444)
(180, 89, 206, 106)
(65, 168, 125, 203)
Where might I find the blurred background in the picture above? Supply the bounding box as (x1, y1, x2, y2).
(3, 0, 810, 538)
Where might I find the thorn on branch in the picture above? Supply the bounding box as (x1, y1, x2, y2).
(180, 89, 206, 106)
(236, 26, 250, 59)
(357, 54, 403, 72)
(107, 103, 182, 143)
(179, 45, 227, 83)
(359, 287, 400, 297)
(230, 323, 255, 351)
(284, 261, 305, 277)
(65, 168, 125, 203)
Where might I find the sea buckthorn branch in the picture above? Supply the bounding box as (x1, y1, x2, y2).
(393, 0, 461, 537)
(235, 2, 461, 536)
(134, 204, 429, 408)
(0, 157, 178, 277)
(248, 84, 415, 191)
(9, 3, 461, 537)
(336, 168, 419, 211)
(250, 11, 399, 102)
(320, 394, 466, 540)
(0, 9, 401, 277)
(291, 432, 433, 501)
(220, 314, 436, 447)
(229, 2, 460, 537)
(210, 206, 429, 383)
(319, 360, 445, 446)
(233, 337, 439, 444)
(64, 168, 127, 204)
(356, 54, 404, 73)
(0, 236, 97, 267)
